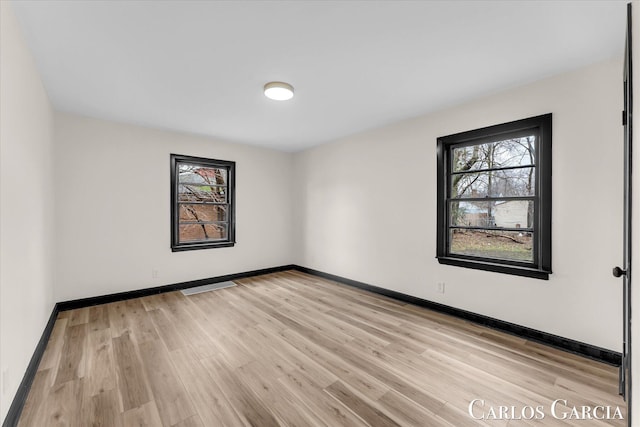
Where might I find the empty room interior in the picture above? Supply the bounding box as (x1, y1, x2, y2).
(3, 0, 640, 426)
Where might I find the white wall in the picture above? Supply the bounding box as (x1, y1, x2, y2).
(293, 58, 623, 352)
(53, 113, 293, 302)
(0, 2, 55, 421)
(0, 3, 627, 420)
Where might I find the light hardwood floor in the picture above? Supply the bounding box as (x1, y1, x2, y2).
(17, 270, 625, 426)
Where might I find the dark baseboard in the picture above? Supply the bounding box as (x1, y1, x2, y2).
(2, 264, 294, 426)
(2, 305, 59, 427)
(293, 265, 622, 366)
(3, 263, 622, 426)
(57, 264, 296, 311)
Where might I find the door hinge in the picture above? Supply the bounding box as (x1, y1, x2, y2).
(623, 110, 627, 126)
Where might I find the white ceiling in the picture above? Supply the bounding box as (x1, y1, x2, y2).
(11, 0, 627, 152)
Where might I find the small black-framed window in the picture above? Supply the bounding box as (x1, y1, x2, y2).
(171, 154, 236, 252)
(437, 114, 552, 280)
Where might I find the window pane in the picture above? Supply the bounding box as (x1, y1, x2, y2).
(178, 184, 227, 203)
(178, 163, 228, 203)
(179, 204, 228, 222)
(452, 136, 536, 172)
(450, 200, 533, 229)
(178, 163, 228, 185)
(449, 229, 533, 262)
(452, 167, 535, 198)
(179, 223, 228, 243)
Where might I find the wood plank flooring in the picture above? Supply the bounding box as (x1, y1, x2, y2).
(17, 271, 626, 426)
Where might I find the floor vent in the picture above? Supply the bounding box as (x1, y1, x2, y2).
(181, 281, 236, 296)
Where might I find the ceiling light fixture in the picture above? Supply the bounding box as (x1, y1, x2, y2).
(264, 81, 294, 101)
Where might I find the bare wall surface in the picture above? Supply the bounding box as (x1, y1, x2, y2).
(1, 7, 629, 421)
(53, 113, 294, 302)
(0, 2, 55, 421)
(293, 58, 624, 352)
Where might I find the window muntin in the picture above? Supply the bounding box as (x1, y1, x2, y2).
(437, 114, 551, 279)
(171, 154, 235, 251)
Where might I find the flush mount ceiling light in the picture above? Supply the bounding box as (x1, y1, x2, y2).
(264, 81, 294, 101)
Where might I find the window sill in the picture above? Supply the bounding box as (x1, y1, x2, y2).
(437, 256, 550, 280)
(172, 241, 235, 252)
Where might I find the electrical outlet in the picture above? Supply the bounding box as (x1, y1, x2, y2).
(152, 269, 158, 279)
(437, 282, 446, 294)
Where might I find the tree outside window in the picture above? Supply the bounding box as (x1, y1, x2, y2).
(437, 114, 552, 279)
(171, 154, 236, 251)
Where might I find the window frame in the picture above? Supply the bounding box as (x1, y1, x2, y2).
(170, 154, 236, 252)
(436, 114, 552, 280)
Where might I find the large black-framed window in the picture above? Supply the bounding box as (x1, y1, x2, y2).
(171, 154, 236, 251)
(437, 114, 552, 280)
